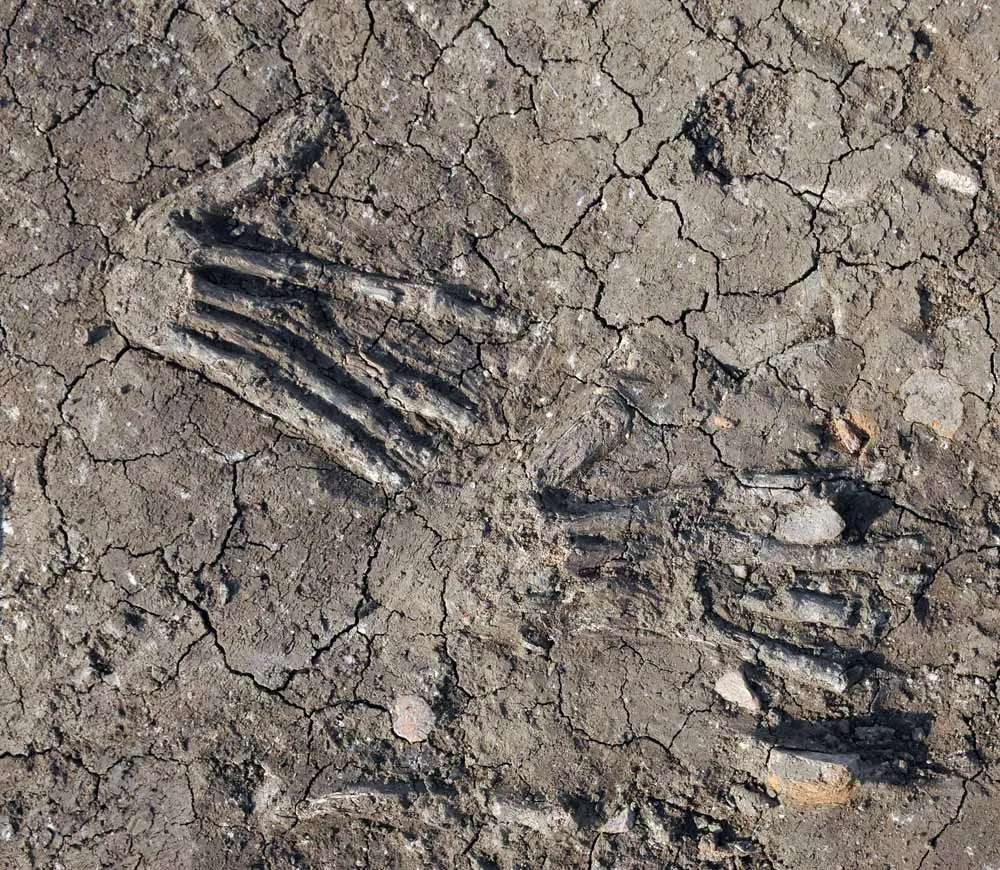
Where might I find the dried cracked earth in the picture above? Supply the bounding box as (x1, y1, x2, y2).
(3, 0, 1000, 867)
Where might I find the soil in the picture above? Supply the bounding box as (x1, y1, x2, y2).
(2, 1, 1000, 868)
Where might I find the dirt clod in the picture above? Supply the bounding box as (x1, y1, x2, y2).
(766, 750, 862, 807)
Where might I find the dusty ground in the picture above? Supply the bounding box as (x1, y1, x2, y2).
(2, 0, 1000, 867)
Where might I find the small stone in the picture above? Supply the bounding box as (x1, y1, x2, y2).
(714, 670, 761, 711)
(599, 805, 634, 834)
(935, 167, 979, 197)
(774, 503, 845, 546)
(766, 749, 861, 806)
(901, 369, 964, 438)
(730, 564, 748, 579)
(716, 16, 740, 38)
(390, 695, 435, 743)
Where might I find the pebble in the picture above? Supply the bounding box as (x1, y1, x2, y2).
(774, 503, 845, 546)
(766, 749, 861, 806)
(716, 16, 740, 38)
(935, 167, 979, 197)
(390, 695, 435, 743)
(714, 670, 761, 711)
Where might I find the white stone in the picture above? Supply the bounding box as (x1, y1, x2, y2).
(935, 167, 979, 197)
(714, 670, 761, 711)
(774, 503, 845, 545)
(390, 695, 435, 743)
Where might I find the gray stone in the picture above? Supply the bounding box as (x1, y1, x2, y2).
(774, 503, 845, 545)
(714, 670, 761, 711)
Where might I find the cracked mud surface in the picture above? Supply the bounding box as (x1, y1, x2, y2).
(3, 1, 1000, 867)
